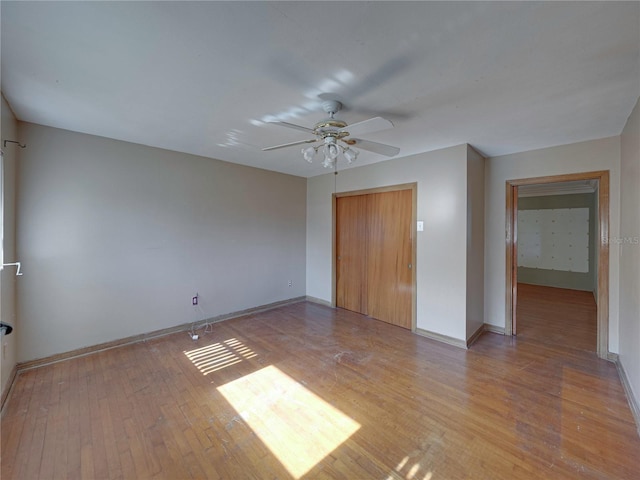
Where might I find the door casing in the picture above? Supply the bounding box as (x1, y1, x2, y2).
(505, 171, 610, 358)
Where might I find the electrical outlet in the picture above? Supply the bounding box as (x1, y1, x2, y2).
(192, 294, 198, 306)
(288, 280, 292, 287)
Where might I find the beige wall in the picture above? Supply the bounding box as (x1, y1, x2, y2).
(484, 136, 621, 351)
(16, 123, 307, 362)
(307, 144, 482, 342)
(619, 97, 640, 407)
(1, 95, 19, 397)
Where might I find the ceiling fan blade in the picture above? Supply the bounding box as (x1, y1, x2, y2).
(268, 121, 315, 134)
(347, 138, 400, 157)
(262, 138, 317, 152)
(340, 116, 393, 136)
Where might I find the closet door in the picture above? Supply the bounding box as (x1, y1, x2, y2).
(367, 190, 412, 328)
(335, 189, 413, 329)
(336, 194, 368, 314)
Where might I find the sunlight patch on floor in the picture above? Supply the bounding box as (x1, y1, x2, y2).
(184, 337, 257, 375)
(387, 455, 434, 480)
(217, 365, 360, 478)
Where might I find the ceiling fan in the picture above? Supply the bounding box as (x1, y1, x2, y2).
(262, 98, 400, 168)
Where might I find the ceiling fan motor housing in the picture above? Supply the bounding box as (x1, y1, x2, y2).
(314, 119, 349, 139)
(314, 99, 349, 139)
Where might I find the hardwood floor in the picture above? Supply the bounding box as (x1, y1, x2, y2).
(516, 283, 597, 352)
(2, 301, 639, 479)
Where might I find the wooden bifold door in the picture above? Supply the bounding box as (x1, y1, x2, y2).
(336, 188, 413, 329)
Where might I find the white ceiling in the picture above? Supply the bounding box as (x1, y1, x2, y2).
(2, 1, 639, 178)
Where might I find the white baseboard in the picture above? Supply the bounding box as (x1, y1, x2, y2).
(483, 323, 506, 335)
(415, 327, 467, 349)
(306, 296, 333, 307)
(612, 355, 640, 437)
(466, 324, 485, 347)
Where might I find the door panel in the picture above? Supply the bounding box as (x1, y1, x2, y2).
(366, 190, 412, 328)
(336, 195, 368, 314)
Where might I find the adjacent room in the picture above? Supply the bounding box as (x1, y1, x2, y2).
(1, 2, 639, 479)
(515, 181, 599, 352)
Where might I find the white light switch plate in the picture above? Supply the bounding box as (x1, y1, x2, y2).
(417, 221, 424, 232)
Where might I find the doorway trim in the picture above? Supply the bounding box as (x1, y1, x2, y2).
(505, 170, 609, 358)
(332, 182, 418, 331)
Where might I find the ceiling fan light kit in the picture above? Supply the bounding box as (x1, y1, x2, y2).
(263, 96, 399, 169)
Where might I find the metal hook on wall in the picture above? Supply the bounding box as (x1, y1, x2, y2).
(3, 140, 27, 149)
(2, 262, 23, 276)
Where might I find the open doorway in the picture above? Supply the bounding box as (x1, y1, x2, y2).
(505, 171, 610, 359)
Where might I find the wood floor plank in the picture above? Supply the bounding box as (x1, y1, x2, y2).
(2, 294, 639, 479)
(98, 397, 123, 480)
(516, 282, 597, 352)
